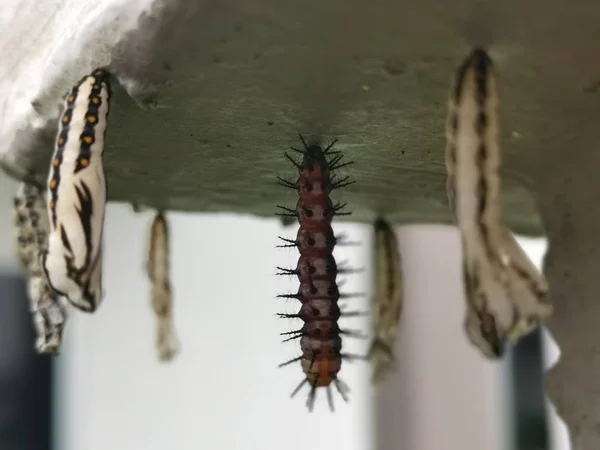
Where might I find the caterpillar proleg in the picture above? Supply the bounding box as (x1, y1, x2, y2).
(146, 212, 179, 361)
(14, 182, 68, 354)
(445, 48, 552, 358)
(41, 68, 111, 313)
(367, 217, 402, 382)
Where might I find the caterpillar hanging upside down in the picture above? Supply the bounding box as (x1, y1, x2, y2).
(13, 181, 68, 354)
(146, 211, 179, 362)
(276, 135, 365, 412)
(41, 68, 111, 313)
(445, 48, 552, 358)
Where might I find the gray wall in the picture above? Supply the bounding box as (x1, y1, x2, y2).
(0, 175, 17, 270)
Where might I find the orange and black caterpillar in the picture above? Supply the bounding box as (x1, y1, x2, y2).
(276, 135, 363, 411)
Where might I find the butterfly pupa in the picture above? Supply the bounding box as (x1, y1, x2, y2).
(14, 181, 68, 354)
(146, 211, 179, 361)
(366, 217, 402, 382)
(445, 48, 552, 358)
(41, 68, 111, 313)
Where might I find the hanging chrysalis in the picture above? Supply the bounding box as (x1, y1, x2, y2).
(14, 182, 68, 354)
(42, 68, 111, 313)
(367, 217, 402, 382)
(445, 48, 552, 358)
(146, 211, 179, 361)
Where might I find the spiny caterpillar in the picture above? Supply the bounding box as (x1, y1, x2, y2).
(42, 68, 111, 313)
(367, 217, 402, 383)
(276, 135, 364, 411)
(14, 182, 68, 354)
(146, 211, 179, 362)
(445, 48, 552, 358)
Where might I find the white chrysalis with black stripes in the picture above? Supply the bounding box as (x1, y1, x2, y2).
(445, 48, 552, 358)
(367, 217, 402, 382)
(146, 212, 179, 361)
(14, 182, 68, 354)
(41, 69, 111, 313)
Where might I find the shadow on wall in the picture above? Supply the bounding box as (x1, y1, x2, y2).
(509, 328, 549, 449)
(0, 272, 52, 450)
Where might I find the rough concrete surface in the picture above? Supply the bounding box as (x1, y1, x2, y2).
(2, 0, 600, 447)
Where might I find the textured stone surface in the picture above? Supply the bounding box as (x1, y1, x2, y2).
(0, 0, 560, 234)
(4, 0, 600, 447)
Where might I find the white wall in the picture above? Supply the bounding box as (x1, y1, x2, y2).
(54, 204, 373, 450)
(0, 173, 570, 449)
(52, 204, 506, 450)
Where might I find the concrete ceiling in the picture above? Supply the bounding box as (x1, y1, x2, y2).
(3, 0, 600, 447)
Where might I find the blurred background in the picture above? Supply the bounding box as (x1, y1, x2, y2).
(0, 173, 570, 450)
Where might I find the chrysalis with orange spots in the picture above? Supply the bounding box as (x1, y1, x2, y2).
(14, 181, 68, 353)
(146, 211, 179, 361)
(41, 68, 111, 313)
